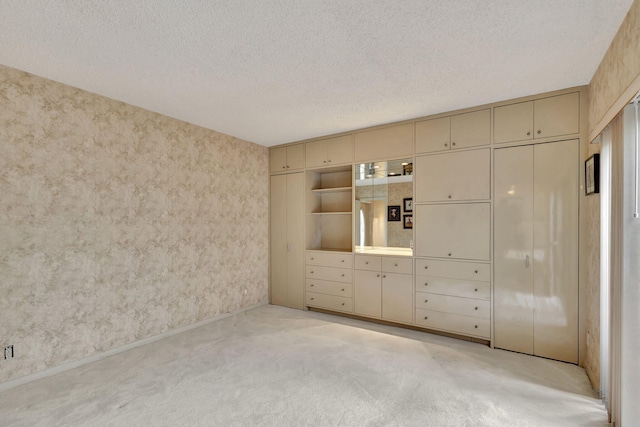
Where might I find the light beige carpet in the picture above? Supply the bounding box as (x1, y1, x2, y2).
(0, 305, 606, 426)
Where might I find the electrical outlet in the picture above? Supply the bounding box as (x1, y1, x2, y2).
(4, 345, 13, 360)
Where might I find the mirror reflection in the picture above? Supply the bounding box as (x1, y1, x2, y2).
(355, 158, 413, 255)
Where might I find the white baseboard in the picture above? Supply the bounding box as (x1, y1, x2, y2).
(0, 300, 268, 393)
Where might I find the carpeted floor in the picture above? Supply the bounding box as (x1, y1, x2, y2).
(0, 305, 607, 426)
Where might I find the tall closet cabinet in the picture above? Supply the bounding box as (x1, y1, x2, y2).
(270, 172, 305, 309)
(493, 140, 579, 363)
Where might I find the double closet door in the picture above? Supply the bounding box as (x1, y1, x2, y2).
(270, 173, 304, 309)
(494, 140, 579, 363)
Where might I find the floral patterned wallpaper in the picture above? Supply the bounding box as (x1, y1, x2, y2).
(0, 65, 269, 384)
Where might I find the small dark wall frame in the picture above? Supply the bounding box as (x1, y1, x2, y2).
(585, 154, 600, 195)
(403, 197, 413, 213)
(388, 205, 401, 221)
(403, 214, 413, 229)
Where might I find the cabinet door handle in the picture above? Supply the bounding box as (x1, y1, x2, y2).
(394, 263, 398, 267)
(475, 307, 478, 310)
(444, 143, 448, 147)
(424, 316, 428, 320)
(424, 266, 428, 269)
(537, 130, 542, 135)
(341, 302, 345, 306)
(525, 255, 530, 268)
(310, 271, 314, 274)
(310, 284, 314, 287)
(474, 325, 478, 329)
(341, 288, 345, 292)
(310, 298, 314, 301)
(448, 253, 452, 257)
(424, 299, 428, 303)
(377, 274, 380, 277)
(383, 275, 386, 278)
(474, 270, 478, 274)
(282, 166, 286, 169)
(341, 259, 344, 263)
(526, 131, 531, 136)
(474, 288, 478, 292)
(328, 159, 332, 163)
(452, 142, 456, 147)
(448, 195, 452, 199)
(424, 282, 428, 286)
(341, 274, 345, 277)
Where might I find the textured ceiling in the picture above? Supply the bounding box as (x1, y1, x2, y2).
(0, 1, 635, 146)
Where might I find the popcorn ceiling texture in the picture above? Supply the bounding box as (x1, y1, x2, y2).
(0, 65, 269, 384)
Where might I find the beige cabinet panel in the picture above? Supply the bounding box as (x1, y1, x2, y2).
(450, 109, 491, 149)
(494, 93, 580, 144)
(494, 144, 534, 354)
(306, 265, 352, 283)
(382, 257, 413, 274)
(494, 140, 579, 363)
(354, 123, 413, 162)
(270, 173, 304, 309)
(354, 255, 382, 271)
(270, 144, 305, 173)
(415, 293, 490, 319)
(415, 149, 490, 202)
(382, 273, 413, 324)
(415, 309, 490, 338)
(306, 279, 353, 298)
(307, 135, 353, 168)
(306, 292, 353, 313)
(415, 276, 490, 300)
(415, 116, 450, 154)
(534, 92, 580, 140)
(494, 101, 534, 144)
(532, 140, 579, 363)
(306, 251, 353, 268)
(415, 259, 490, 282)
(354, 270, 382, 318)
(415, 203, 491, 260)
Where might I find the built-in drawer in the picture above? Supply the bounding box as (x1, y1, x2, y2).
(354, 255, 382, 271)
(415, 292, 490, 319)
(382, 257, 413, 275)
(415, 308, 490, 338)
(415, 276, 490, 300)
(306, 266, 353, 283)
(415, 259, 490, 281)
(306, 251, 353, 269)
(306, 279, 353, 298)
(306, 292, 353, 313)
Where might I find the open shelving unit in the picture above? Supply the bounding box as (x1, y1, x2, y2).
(306, 165, 353, 252)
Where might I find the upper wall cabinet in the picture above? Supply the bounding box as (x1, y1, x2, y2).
(354, 123, 413, 162)
(306, 135, 354, 168)
(493, 92, 579, 144)
(270, 143, 305, 173)
(415, 109, 490, 154)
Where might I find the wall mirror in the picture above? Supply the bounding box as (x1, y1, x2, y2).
(355, 158, 413, 256)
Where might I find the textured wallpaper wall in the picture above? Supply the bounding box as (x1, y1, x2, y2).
(0, 65, 269, 384)
(589, 0, 640, 137)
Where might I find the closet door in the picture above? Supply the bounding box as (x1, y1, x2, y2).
(494, 145, 534, 354)
(270, 173, 304, 309)
(532, 140, 579, 363)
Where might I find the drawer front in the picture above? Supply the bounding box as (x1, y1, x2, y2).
(415, 292, 490, 319)
(354, 255, 382, 271)
(306, 279, 353, 298)
(415, 259, 490, 281)
(306, 265, 353, 283)
(306, 292, 353, 313)
(382, 257, 413, 274)
(415, 308, 490, 338)
(415, 276, 490, 300)
(306, 251, 353, 268)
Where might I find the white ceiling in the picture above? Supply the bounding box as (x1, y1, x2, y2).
(0, 1, 634, 147)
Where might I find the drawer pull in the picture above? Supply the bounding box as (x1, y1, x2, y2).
(394, 263, 398, 267)
(424, 299, 428, 303)
(342, 303, 345, 306)
(475, 307, 478, 310)
(310, 271, 314, 274)
(537, 129, 542, 135)
(527, 131, 531, 136)
(341, 259, 345, 263)
(383, 275, 387, 278)
(424, 316, 428, 320)
(474, 270, 478, 274)
(448, 253, 452, 257)
(474, 325, 478, 329)
(341, 288, 345, 292)
(474, 288, 478, 292)
(311, 298, 314, 301)
(341, 274, 345, 277)
(448, 195, 452, 199)
(311, 257, 314, 260)
(365, 261, 369, 264)
(424, 266, 428, 269)
(377, 274, 380, 277)
(424, 282, 428, 286)
(310, 284, 314, 287)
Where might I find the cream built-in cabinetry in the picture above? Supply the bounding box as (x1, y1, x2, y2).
(415, 109, 491, 154)
(493, 92, 580, 144)
(305, 135, 354, 168)
(270, 173, 305, 309)
(270, 143, 305, 173)
(269, 87, 584, 362)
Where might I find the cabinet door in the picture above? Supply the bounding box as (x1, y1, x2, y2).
(325, 134, 354, 165)
(494, 101, 534, 144)
(494, 145, 534, 354)
(354, 270, 382, 318)
(270, 175, 288, 306)
(534, 92, 580, 140)
(382, 273, 413, 324)
(450, 109, 490, 149)
(270, 147, 287, 173)
(415, 116, 450, 154)
(415, 203, 490, 260)
(354, 124, 413, 162)
(286, 144, 305, 171)
(285, 173, 305, 309)
(415, 149, 490, 202)
(532, 140, 579, 363)
(305, 140, 328, 168)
